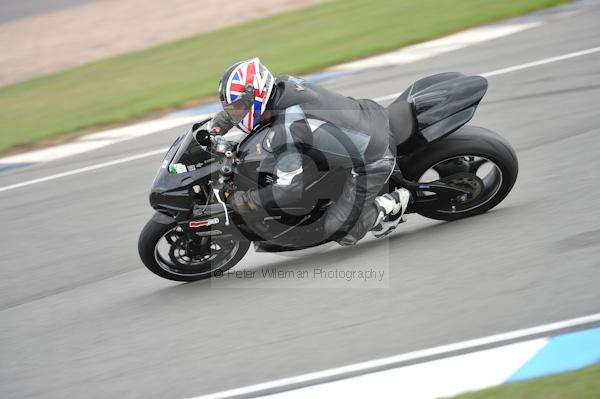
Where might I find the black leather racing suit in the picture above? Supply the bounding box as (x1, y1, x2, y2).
(220, 75, 397, 245)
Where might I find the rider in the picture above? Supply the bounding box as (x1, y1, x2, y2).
(208, 58, 410, 246)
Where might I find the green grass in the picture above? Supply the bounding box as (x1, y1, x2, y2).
(0, 0, 570, 152)
(453, 363, 600, 399)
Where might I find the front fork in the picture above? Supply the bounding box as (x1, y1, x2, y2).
(211, 147, 235, 227)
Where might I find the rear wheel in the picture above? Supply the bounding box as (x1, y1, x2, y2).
(400, 125, 518, 221)
(138, 217, 250, 281)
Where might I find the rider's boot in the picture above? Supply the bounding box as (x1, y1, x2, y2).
(371, 188, 411, 238)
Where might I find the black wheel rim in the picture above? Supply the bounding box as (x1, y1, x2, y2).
(418, 155, 504, 214)
(154, 226, 240, 277)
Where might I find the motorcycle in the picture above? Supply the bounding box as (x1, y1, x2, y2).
(138, 72, 518, 281)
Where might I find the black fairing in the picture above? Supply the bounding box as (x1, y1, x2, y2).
(393, 72, 488, 153)
(150, 162, 219, 213)
(149, 121, 219, 214)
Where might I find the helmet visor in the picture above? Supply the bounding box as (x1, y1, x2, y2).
(223, 84, 255, 126)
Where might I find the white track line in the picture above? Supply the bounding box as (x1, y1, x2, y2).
(261, 339, 550, 399)
(0, 115, 206, 165)
(372, 46, 600, 103)
(481, 46, 600, 77)
(191, 313, 600, 399)
(333, 22, 541, 71)
(0, 148, 167, 193)
(1, 46, 599, 194)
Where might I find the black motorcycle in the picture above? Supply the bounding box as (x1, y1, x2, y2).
(138, 73, 518, 281)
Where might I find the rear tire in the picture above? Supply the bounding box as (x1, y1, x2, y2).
(399, 125, 518, 221)
(138, 216, 250, 282)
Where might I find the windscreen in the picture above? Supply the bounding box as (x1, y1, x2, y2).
(168, 120, 213, 174)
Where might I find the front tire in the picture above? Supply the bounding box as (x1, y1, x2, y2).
(400, 125, 518, 221)
(138, 216, 250, 282)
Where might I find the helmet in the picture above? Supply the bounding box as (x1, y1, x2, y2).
(218, 58, 275, 133)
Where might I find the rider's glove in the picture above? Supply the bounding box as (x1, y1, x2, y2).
(210, 110, 235, 135)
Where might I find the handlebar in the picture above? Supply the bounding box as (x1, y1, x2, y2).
(193, 131, 236, 226)
(214, 140, 236, 227)
(211, 134, 233, 155)
(220, 155, 234, 177)
(191, 125, 237, 223)
(209, 134, 235, 180)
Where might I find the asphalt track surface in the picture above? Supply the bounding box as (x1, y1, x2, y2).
(0, 0, 96, 24)
(1, 2, 600, 398)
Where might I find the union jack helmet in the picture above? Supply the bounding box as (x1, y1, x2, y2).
(218, 58, 275, 133)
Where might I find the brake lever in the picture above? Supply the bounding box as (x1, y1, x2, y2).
(213, 188, 230, 226)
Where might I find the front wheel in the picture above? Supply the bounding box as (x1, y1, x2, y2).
(138, 216, 250, 282)
(400, 125, 518, 221)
